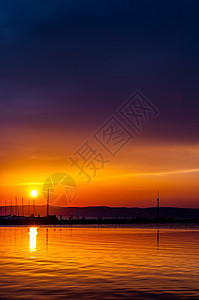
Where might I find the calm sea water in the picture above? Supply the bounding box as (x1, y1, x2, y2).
(0, 225, 199, 300)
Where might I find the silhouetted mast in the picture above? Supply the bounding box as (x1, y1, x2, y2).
(10, 199, 13, 216)
(47, 188, 49, 217)
(157, 190, 159, 220)
(5, 200, 6, 217)
(15, 196, 18, 216)
(22, 197, 24, 217)
(28, 200, 30, 217)
(33, 198, 36, 216)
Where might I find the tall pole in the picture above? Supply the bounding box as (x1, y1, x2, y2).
(5, 200, 6, 217)
(15, 196, 18, 216)
(47, 188, 49, 217)
(22, 197, 24, 217)
(28, 200, 30, 217)
(11, 199, 13, 216)
(157, 190, 159, 220)
(33, 198, 35, 216)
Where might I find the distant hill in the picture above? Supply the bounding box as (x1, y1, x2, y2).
(1, 205, 199, 219)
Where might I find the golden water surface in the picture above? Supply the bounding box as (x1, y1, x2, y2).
(0, 226, 199, 299)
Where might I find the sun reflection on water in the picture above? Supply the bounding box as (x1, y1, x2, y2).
(29, 227, 37, 253)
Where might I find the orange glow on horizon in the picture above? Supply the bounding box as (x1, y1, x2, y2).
(1, 136, 199, 208)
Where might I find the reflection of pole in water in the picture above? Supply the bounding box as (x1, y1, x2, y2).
(46, 228, 49, 252)
(157, 229, 160, 252)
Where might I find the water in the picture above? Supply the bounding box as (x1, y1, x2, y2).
(0, 225, 199, 299)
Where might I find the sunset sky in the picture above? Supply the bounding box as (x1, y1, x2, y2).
(1, 0, 199, 208)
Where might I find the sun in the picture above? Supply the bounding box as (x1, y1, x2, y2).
(31, 190, 38, 197)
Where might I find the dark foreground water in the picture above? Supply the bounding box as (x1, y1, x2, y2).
(0, 225, 199, 300)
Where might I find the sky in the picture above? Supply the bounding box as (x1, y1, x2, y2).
(0, 0, 199, 208)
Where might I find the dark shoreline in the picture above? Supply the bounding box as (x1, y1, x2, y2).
(0, 216, 199, 226)
(1, 206, 199, 225)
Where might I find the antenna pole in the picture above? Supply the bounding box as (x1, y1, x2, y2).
(22, 197, 24, 217)
(157, 190, 159, 220)
(11, 199, 13, 216)
(5, 200, 6, 217)
(47, 188, 49, 217)
(28, 200, 30, 217)
(15, 196, 18, 216)
(33, 198, 35, 216)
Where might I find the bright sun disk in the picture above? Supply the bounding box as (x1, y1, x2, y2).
(31, 190, 38, 197)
